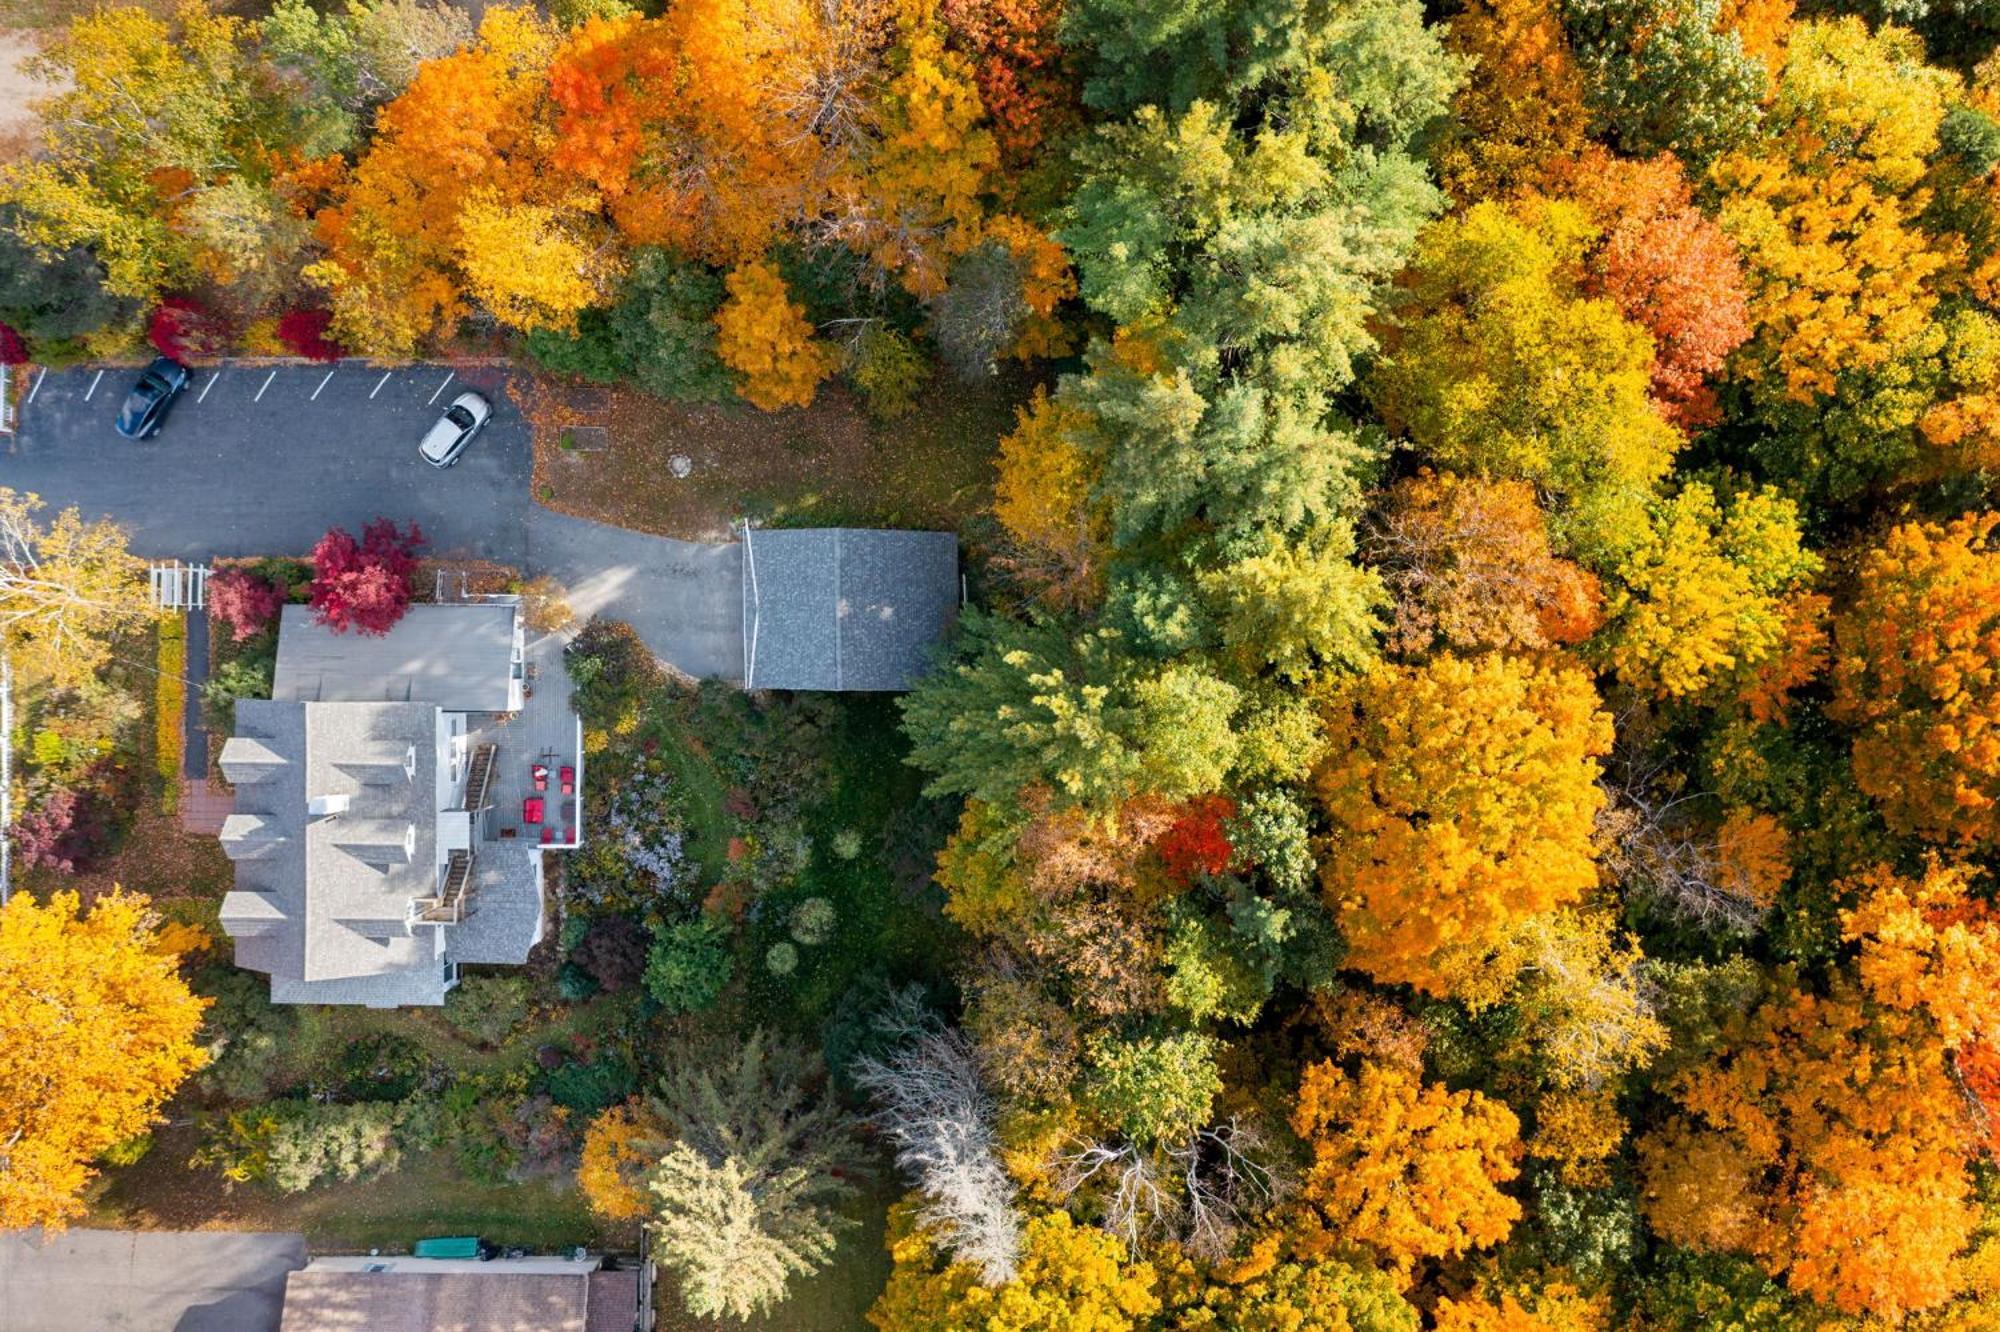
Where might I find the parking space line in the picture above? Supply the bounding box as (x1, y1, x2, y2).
(254, 370, 276, 402)
(310, 370, 335, 400)
(427, 371, 453, 405)
(370, 371, 392, 399)
(25, 369, 43, 405)
(83, 370, 103, 402)
(197, 372, 219, 404)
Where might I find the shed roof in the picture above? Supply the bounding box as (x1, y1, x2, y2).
(742, 528, 958, 691)
(280, 1269, 590, 1332)
(273, 603, 519, 713)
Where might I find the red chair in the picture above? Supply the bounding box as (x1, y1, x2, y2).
(531, 763, 549, 792)
(562, 827, 574, 845)
(540, 826, 555, 845)
(560, 765, 575, 795)
(523, 796, 544, 825)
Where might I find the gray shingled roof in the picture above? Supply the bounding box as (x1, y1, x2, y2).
(273, 604, 520, 712)
(222, 699, 451, 1007)
(742, 528, 959, 691)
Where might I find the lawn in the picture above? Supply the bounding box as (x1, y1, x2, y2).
(528, 370, 1038, 542)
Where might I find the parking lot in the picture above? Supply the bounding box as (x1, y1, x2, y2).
(8, 361, 531, 562)
(4, 360, 748, 680)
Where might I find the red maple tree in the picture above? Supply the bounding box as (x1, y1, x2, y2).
(1156, 795, 1236, 885)
(207, 569, 288, 642)
(308, 519, 426, 635)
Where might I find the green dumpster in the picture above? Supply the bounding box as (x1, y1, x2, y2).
(412, 1236, 482, 1260)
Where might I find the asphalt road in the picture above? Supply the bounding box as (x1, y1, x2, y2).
(9, 362, 530, 562)
(6, 362, 746, 680)
(0, 1227, 306, 1332)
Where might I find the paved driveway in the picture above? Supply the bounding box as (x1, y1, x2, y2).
(0, 1228, 306, 1332)
(6, 363, 744, 680)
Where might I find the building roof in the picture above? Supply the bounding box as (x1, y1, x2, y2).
(742, 528, 959, 691)
(273, 603, 521, 713)
(280, 1266, 605, 1332)
(221, 699, 450, 1007)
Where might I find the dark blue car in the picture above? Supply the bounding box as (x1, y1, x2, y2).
(114, 357, 191, 439)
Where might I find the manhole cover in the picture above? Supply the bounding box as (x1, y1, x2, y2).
(669, 454, 693, 478)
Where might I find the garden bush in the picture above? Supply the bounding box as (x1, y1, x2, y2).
(572, 914, 651, 993)
(208, 569, 286, 642)
(333, 1031, 434, 1102)
(275, 308, 344, 361)
(196, 968, 299, 1103)
(644, 917, 733, 1013)
(0, 321, 26, 365)
(790, 897, 837, 946)
(203, 652, 275, 733)
(544, 1053, 637, 1115)
(14, 787, 112, 874)
(147, 297, 231, 362)
(443, 975, 532, 1046)
(565, 618, 664, 730)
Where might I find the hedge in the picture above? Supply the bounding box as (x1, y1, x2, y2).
(156, 618, 186, 814)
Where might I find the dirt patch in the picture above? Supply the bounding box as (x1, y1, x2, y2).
(527, 369, 1039, 543)
(0, 31, 52, 163)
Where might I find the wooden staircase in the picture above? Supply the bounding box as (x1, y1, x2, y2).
(461, 744, 498, 812)
(419, 849, 476, 923)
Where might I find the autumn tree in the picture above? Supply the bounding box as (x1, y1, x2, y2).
(1830, 512, 2000, 846)
(712, 260, 839, 411)
(1598, 482, 1820, 700)
(1372, 471, 1603, 659)
(1562, 151, 1752, 430)
(308, 518, 425, 635)
(206, 568, 287, 643)
(306, 7, 560, 355)
(1559, 0, 1766, 168)
(937, 0, 1073, 163)
(868, 1205, 1159, 1331)
(1291, 1059, 1523, 1269)
(0, 489, 158, 689)
(1435, 0, 1590, 200)
(991, 390, 1109, 610)
(1715, 18, 1958, 411)
(1369, 200, 1680, 559)
(1314, 653, 1613, 1001)
(0, 4, 286, 305)
(1638, 981, 1984, 1319)
(457, 193, 622, 334)
(0, 890, 208, 1229)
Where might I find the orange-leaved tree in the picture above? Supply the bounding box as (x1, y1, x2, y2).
(0, 890, 208, 1229)
(305, 6, 560, 356)
(713, 259, 841, 410)
(1290, 1059, 1523, 1270)
(1313, 653, 1613, 1002)
(1830, 511, 2000, 846)
(1372, 470, 1603, 659)
(1562, 151, 1751, 430)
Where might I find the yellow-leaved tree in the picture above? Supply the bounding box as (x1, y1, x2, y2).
(0, 488, 158, 689)
(0, 890, 208, 1229)
(456, 193, 622, 334)
(1830, 512, 2000, 846)
(1314, 653, 1613, 1001)
(713, 259, 840, 410)
(1290, 1059, 1523, 1270)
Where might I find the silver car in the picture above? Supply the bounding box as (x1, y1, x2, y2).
(418, 391, 492, 467)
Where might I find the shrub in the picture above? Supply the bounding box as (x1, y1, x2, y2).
(557, 962, 600, 1002)
(518, 575, 575, 634)
(766, 941, 799, 976)
(565, 618, 664, 729)
(196, 968, 297, 1103)
(308, 518, 424, 635)
(147, 297, 230, 362)
(544, 1055, 637, 1115)
(196, 1100, 406, 1193)
(275, 309, 344, 362)
(0, 321, 26, 365)
(203, 653, 275, 733)
(573, 914, 651, 993)
(644, 917, 734, 1013)
(208, 569, 286, 642)
(847, 325, 929, 420)
(14, 788, 112, 874)
(830, 828, 864, 861)
(443, 975, 532, 1047)
(789, 898, 836, 946)
(334, 1032, 433, 1102)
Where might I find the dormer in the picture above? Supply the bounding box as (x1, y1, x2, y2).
(334, 741, 417, 786)
(333, 819, 416, 868)
(219, 736, 288, 786)
(219, 813, 288, 861)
